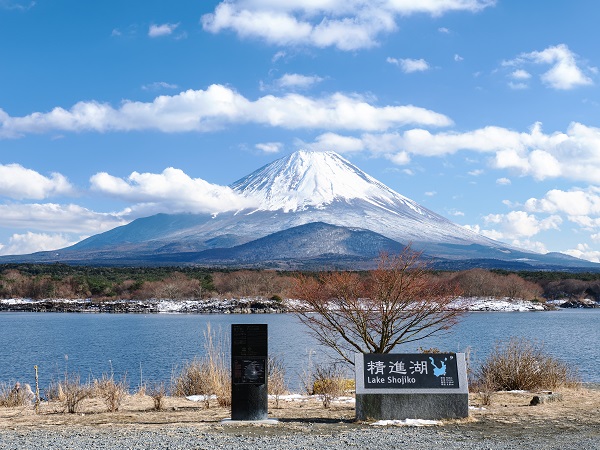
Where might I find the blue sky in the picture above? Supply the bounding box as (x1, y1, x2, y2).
(1, 0, 600, 261)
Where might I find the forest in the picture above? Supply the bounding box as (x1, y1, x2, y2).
(1, 263, 600, 302)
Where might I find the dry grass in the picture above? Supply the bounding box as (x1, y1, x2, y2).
(146, 382, 167, 411)
(93, 375, 128, 412)
(268, 356, 288, 408)
(59, 375, 91, 413)
(171, 324, 230, 408)
(475, 337, 580, 392)
(0, 382, 32, 407)
(307, 363, 351, 408)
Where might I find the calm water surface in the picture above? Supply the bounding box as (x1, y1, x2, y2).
(0, 310, 598, 391)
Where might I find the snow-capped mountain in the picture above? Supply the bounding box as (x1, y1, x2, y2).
(1, 150, 597, 269)
(232, 150, 425, 213)
(230, 150, 496, 248)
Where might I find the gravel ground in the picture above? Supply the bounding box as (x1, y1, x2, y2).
(0, 424, 599, 450)
(1, 388, 599, 450)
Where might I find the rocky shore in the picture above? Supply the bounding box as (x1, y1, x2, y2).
(1, 296, 596, 314)
(0, 297, 285, 314)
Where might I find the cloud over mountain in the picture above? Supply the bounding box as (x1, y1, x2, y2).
(0, 85, 451, 138)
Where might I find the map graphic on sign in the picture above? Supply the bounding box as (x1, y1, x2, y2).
(429, 357, 448, 377)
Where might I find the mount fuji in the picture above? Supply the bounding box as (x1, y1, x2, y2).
(2, 150, 597, 270)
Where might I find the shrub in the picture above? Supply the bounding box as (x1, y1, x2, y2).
(59, 375, 91, 413)
(146, 382, 167, 411)
(307, 363, 350, 408)
(0, 382, 33, 407)
(476, 337, 580, 392)
(268, 356, 288, 408)
(94, 375, 128, 412)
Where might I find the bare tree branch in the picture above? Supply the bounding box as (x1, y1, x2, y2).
(289, 247, 463, 364)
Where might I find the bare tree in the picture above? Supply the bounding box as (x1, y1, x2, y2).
(290, 249, 462, 365)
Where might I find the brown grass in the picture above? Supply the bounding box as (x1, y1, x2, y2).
(59, 375, 91, 413)
(475, 337, 580, 392)
(146, 382, 167, 411)
(93, 375, 128, 412)
(268, 356, 288, 408)
(171, 324, 230, 408)
(0, 382, 32, 407)
(308, 364, 351, 408)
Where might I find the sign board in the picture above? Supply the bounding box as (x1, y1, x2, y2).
(230, 324, 268, 421)
(363, 353, 460, 390)
(231, 324, 267, 385)
(355, 352, 469, 420)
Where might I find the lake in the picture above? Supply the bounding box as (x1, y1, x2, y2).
(1, 309, 598, 392)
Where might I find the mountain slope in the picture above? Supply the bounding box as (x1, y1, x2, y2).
(1, 150, 598, 270)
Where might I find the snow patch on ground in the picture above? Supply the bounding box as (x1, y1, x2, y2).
(186, 395, 217, 402)
(267, 394, 355, 404)
(371, 419, 441, 427)
(449, 297, 545, 312)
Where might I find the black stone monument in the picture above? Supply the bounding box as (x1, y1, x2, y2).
(231, 324, 268, 420)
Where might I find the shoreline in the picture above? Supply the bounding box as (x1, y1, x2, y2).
(1, 296, 597, 314)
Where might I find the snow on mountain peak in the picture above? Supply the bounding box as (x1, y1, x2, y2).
(230, 150, 426, 214)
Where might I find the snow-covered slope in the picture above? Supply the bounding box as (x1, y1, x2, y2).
(231, 150, 427, 214)
(229, 150, 495, 247)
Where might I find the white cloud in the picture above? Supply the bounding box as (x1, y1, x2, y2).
(481, 211, 562, 240)
(438, 27, 450, 33)
(0, 0, 35, 11)
(306, 121, 600, 184)
(142, 81, 179, 91)
(0, 203, 127, 233)
(468, 169, 483, 176)
(454, 54, 464, 62)
(0, 84, 452, 138)
(496, 177, 511, 185)
(387, 57, 430, 73)
(272, 51, 286, 62)
(0, 164, 74, 200)
(90, 167, 258, 214)
(504, 44, 594, 90)
(201, 1, 495, 51)
(510, 239, 548, 254)
(524, 188, 600, 217)
(508, 81, 528, 90)
(148, 23, 179, 37)
(424, 191, 436, 197)
(563, 243, 600, 263)
(274, 73, 323, 90)
(510, 69, 531, 80)
(255, 142, 283, 154)
(304, 132, 366, 153)
(0, 232, 76, 256)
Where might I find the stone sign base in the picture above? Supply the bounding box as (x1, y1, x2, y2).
(356, 392, 468, 421)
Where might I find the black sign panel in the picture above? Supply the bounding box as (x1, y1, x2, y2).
(233, 358, 266, 385)
(363, 353, 459, 389)
(232, 324, 267, 385)
(232, 324, 268, 357)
